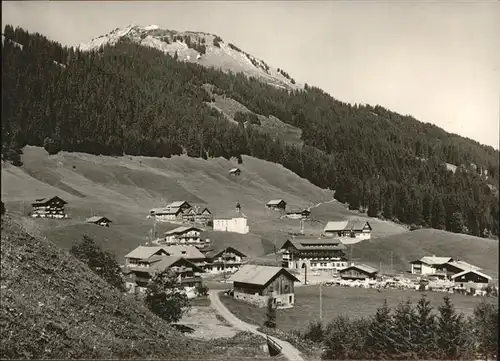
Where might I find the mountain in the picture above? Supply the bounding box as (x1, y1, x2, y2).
(1, 24, 499, 239)
(0, 214, 272, 360)
(78, 24, 299, 90)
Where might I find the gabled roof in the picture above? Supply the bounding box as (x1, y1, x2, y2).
(339, 264, 378, 274)
(197, 207, 212, 215)
(183, 208, 197, 215)
(162, 245, 205, 259)
(446, 260, 482, 272)
(451, 269, 492, 281)
(266, 199, 286, 206)
(154, 207, 183, 215)
(164, 226, 202, 236)
(206, 246, 247, 259)
(86, 216, 111, 223)
(125, 246, 166, 260)
(126, 256, 205, 274)
(411, 256, 453, 265)
(281, 237, 346, 251)
(167, 201, 191, 208)
(229, 168, 241, 173)
(324, 220, 371, 232)
(32, 196, 67, 206)
(229, 264, 300, 286)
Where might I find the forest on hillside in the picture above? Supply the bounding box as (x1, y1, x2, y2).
(1, 25, 499, 238)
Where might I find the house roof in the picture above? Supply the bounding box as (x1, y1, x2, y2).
(126, 256, 204, 275)
(446, 260, 482, 272)
(229, 168, 240, 173)
(154, 207, 182, 215)
(86, 216, 111, 223)
(451, 269, 492, 281)
(266, 199, 286, 206)
(229, 264, 300, 286)
(324, 220, 371, 232)
(414, 256, 453, 265)
(282, 238, 346, 251)
(161, 245, 205, 259)
(167, 201, 190, 208)
(164, 226, 202, 236)
(32, 196, 67, 206)
(339, 264, 378, 274)
(205, 246, 247, 259)
(125, 246, 166, 260)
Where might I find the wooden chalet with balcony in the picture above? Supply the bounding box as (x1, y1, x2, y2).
(323, 220, 372, 240)
(204, 246, 248, 274)
(280, 237, 348, 271)
(266, 199, 287, 212)
(159, 226, 209, 248)
(285, 208, 311, 220)
(229, 265, 300, 309)
(86, 216, 112, 227)
(30, 196, 68, 219)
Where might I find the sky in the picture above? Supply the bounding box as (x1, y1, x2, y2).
(3, 1, 499, 149)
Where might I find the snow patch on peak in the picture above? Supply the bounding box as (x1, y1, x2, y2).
(142, 25, 159, 31)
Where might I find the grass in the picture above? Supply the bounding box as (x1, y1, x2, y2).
(220, 285, 497, 333)
(1, 146, 408, 263)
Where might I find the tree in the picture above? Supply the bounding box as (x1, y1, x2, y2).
(431, 196, 446, 230)
(303, 321, 324, 343)
(43, 136, 61, 155)
(449, 211, 465, 233)
(472, 300, 498, 360)
(1, 201, 5, 215)
(144, 270, 191, 323)
(263, 296, 277, 328)
(436, 296, 471, 360)
(70, 235, 126, 292)
(365, 300, 396, 359)
(323, 316, 368, 360)
(195, 282, 209, 297)
(414, 294, 438, 359)
(392, 299, 418, 359)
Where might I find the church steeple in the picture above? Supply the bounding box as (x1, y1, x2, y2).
(236, 201, 241, 214)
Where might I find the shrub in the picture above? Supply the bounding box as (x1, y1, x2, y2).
(1, 201, 5, 215)
(303, 320, 324, 343)
(196, 283, 209, 297)
(263, 297, 276, 329)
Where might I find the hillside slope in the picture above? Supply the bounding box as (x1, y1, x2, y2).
(349, 228, 499, 279)
(1, 146, 407, 261)
(0, 214, 271, 360)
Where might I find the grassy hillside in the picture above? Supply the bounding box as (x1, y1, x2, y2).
(349, 228, 499, 279)
(0, 214, 273, 360)
(1, 146, 407, 262)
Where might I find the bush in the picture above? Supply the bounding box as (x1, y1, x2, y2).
(303, 320, 324, 343)
(43, 137, 61, 155)
(196, 283, 209, 297)
(263, 297, 276, 328)
(1, 201, 5, 215)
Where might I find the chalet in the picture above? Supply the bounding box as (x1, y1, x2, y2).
(166, 201, 192, 212)
(339, 264, 379, 281)
(229, 168, 241, 176)
(123, 256, 205, 294)
(323, 220, 372, 240)
(205, 246, 248, 274)
(229, 265, 300, 309)
(410, 256, 483, 279)
(160, 226, 209, 248)
(213, 203, 249, 234)
(451, 269, 492, 291)
(30, 196, 68, 219)
(124, 246, 169, 267)
(151, 206, 184, 222)
(161, 245, 208, 269)
(280, 237, 347, 270)
(266, 199, 287, 212)
(86, 216, 112, 227)
(182, 206, 212, 226)
(285, 208, 311, 220)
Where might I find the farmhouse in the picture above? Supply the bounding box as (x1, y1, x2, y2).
(150, 206, 184, 222)
(161, 226, 208, 247)
(229, 168, 241, 176)
(204, 246, 248, 274)
(166, 201, 192, 212)
(213, 203, 249, 234)
(30, 196, 68, 219)
(285, 208, 311, 220)
(86, 216, 112, 227)
(123, 256, 205, 294)
(339, 264, 379, 281)
(161, 245, 208, 269)
(124, 246, 169, 267)
(182, 206, 212, 226)
(451, 269, 492, 291)
(280, 237, 348, 270)
(409, 256, 482, 280)
(323, 220, 372, 240)
(229, 265, 300, 309)
(266, 199, 287, 212)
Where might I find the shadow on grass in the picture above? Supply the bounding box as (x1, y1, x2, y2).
(172, 324, 195, 334)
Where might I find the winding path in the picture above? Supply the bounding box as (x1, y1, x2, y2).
(208, 290, 305, 361)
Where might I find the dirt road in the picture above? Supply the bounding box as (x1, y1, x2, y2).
(208, 290, 305, 361)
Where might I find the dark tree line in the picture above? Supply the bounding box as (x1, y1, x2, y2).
(2, 25, 498, 237)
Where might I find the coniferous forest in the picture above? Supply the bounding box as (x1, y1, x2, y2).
(2, 25, 499, 238)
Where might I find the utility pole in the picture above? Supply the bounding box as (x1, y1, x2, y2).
(223, 247, 227, 282)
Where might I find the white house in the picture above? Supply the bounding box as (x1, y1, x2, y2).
(213, 203, 249, 234)
(410, 256, 453, 277)
(323, 220, 372, 240)
(162, 226, 205, 245)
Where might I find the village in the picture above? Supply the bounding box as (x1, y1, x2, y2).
(27, 167, 498, 312)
